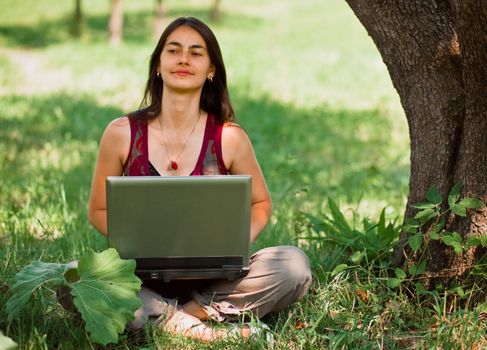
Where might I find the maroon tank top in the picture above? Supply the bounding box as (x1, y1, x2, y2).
(122, 114, 228, 176)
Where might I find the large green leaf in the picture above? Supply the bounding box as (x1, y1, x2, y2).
(6, 249, 143, 346)
(412, 202, 436, 209)
(465, 235, 487, 249)
(451, 204, 467, 217)
(414, 208, 438, 223)
(426, 186, 442, 205)
(408, 233, 423, 253)
(408, 260, 427, 276)
(442, 232, 464, 254)
(70, 249, 142, 346)
(448, 183, 461, 207)
(404, 218, 420, 227)
(0, 331, 17, 350)
(6, 261, 66, 322)
(458, 197, 484, 209)
(394, 268, 406, 279)
(387, 278, 403, 289)
(331, 263, 349, 276)
(430, 218, 445, 235)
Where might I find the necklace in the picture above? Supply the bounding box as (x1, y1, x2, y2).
(160, 112, 201, 171)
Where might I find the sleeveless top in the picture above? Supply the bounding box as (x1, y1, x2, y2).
(122, 113, 229, 176)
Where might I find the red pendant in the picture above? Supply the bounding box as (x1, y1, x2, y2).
(168, 160, 178, 171)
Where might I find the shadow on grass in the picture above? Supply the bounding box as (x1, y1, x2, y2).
(0, 92, 409, 262)
(233, 94, 409, 203)
(0, 93, 121, 146)
(0, 92, 409, 203)
(0, 93, 119, 264)
(0, 91, 409, 223)
(0, 93, 121, 213)
(0, 9, 262, 48)
(230, 94, 409, 256)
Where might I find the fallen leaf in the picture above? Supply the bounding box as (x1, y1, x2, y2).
(356, 288, 369, 303)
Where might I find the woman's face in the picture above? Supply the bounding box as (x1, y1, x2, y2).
(158, 25, 215, 93)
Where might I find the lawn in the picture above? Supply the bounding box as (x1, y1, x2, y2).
(1, 0, 484, 349)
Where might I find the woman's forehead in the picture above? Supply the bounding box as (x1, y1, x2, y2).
(164, 25, 206, 47)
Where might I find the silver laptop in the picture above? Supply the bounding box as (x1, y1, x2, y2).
(106, 175, 251, 282)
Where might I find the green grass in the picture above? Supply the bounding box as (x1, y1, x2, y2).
(1, 0, 485, 349)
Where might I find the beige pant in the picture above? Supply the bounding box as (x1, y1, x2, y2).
(130, 245, 312, 328)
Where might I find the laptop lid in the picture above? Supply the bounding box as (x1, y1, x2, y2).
(106, 175, 251, 281)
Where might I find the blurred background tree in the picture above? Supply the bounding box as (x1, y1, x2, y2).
(153, 0, 164, 38)
(210, 0, 221, 22)
(105, 0, 222, 45)
(72, 0, 82, 37)
(108, 0, 122, 46)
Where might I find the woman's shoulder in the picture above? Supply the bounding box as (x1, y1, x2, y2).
(106, 115, 130, 133)
(223, 121, 240, 127)
(101, 115, 131, 146)
(222, 121, 248, 137)
(109, 115, 130, 127)
(221, 121, 252, 150)
(104, 108, 152, 143)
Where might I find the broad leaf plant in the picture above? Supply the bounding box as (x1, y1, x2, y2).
(6, 248, 142, 346)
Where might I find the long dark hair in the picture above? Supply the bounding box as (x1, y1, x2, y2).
(137, 17, 234, 124)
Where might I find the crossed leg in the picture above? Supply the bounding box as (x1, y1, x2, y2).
(163, 300, 252, 341)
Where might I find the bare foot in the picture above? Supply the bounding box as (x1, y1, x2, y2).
(162, 310, 254, 341)
(182, 299, 209, 321)
(163, 310, 213, 341)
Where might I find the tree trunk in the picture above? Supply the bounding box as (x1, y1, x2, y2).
(73, 0, 82, 38)
(210, 0, 222, 22)
(344, 0, 487, 286)
(153, 0, 164, 39)
(109, 0, 123, 46)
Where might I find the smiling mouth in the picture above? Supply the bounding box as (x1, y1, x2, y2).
(174, 70, 192, 76)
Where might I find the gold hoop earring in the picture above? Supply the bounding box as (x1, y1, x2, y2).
(157, 71, 161, 78)
(208, 75, 213, 83)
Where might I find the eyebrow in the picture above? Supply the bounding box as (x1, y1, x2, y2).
(164, 41, 206, 50)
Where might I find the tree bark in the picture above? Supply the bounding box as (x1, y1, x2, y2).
(109, 0, 123, 46)
(344, 0, 487, 286)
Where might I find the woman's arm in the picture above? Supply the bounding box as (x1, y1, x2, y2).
(221, 124, 272, 242)
(87, 117, 130, 236)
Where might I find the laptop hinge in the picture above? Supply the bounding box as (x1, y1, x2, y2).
(134, 256, 244, 269)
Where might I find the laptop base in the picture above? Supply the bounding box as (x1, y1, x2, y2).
(136, 267, 250, 282)
(132, 256, 249, 282)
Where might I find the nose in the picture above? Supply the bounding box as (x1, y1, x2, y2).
(178, 50, 190, 65)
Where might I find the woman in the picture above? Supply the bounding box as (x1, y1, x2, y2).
(88, 17, 311, 341)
